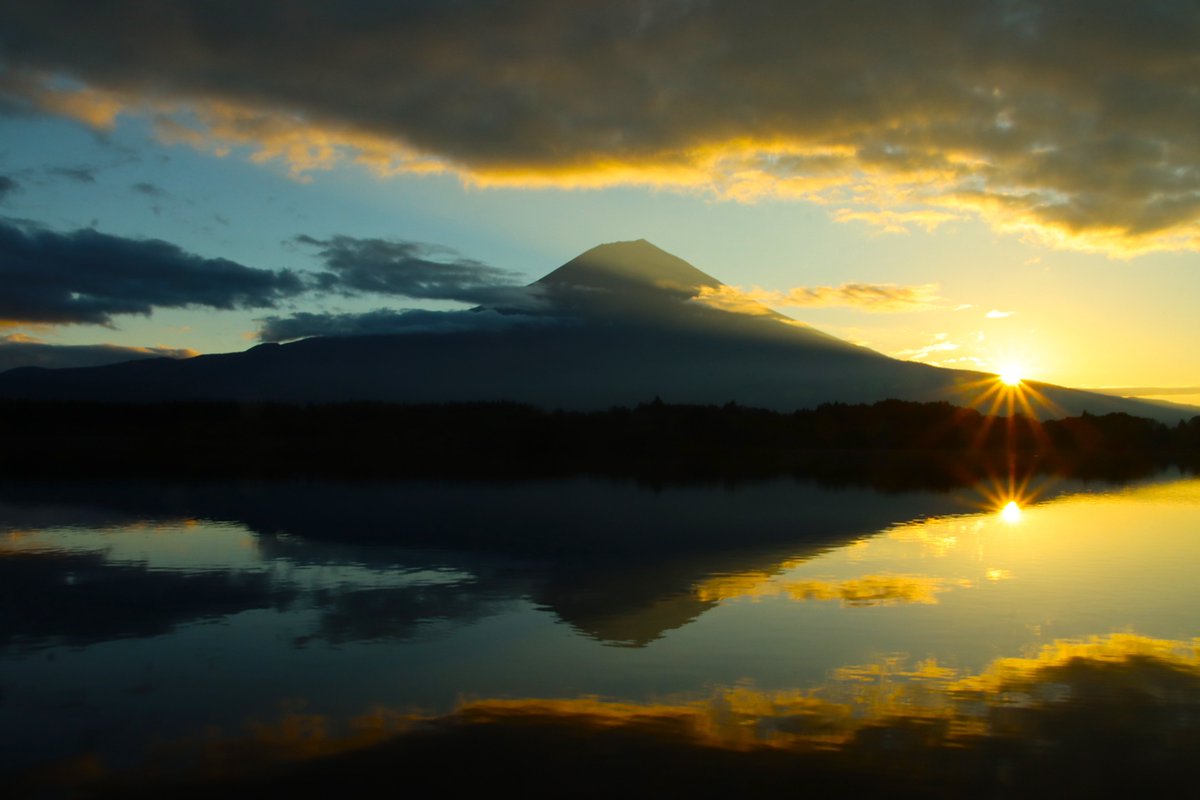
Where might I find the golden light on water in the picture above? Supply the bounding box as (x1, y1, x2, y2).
(971, 466, 1057, 522)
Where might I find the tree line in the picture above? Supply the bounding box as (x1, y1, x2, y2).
(3, 398, 1198, 482)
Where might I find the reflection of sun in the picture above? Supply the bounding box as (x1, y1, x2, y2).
(971, 467, 1057, 522)
(1000, 500, 1023, 524)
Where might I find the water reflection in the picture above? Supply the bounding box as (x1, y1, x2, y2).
(0, 548, 293, 650)
(694, 571, 947, 606)
(0, 478, 993, 648)
(27, 633, 1200, 798)
(3, 473, 1200, 797)
(0, 530, 519, 652)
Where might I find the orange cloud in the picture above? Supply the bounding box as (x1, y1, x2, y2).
(694, 282, 942, 315)
(832, 208, 965, 234)
(4, 1, 1199, 255)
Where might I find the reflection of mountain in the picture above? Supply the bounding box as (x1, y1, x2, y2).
(0, 478, 981, 647)
(0, 240, 1188, 421)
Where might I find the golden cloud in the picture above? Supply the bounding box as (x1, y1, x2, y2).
(694, 282, 943, 315)
(3, 1, 1199, 255)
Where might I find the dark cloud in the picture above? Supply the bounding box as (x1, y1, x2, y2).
(1, 0, 1197, 251)
(0, 175, 18, 202)
(0, 219, 538, 330)
(46, 165, 96, 183)
(0, 218, 305, 325)
(131, 181, 167, 197)
(299, 234, 542, 308)
(257, 307, 557, 343)
(0, 333, 197, 372)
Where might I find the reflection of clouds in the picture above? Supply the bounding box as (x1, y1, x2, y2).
(46, 633, 1200, 795)
(885, 517, 975, 558)
(0, 521, 513, 650)
(695, 571, 947, 607)
(299, 582, 517, 646)
(0, 549, 292, 649)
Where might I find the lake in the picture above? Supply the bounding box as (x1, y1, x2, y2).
(4, 470, 1200, 796)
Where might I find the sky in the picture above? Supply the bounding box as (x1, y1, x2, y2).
(0, 0, 1197, 405)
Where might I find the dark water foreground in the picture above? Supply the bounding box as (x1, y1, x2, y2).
(4, 471, 1200, 798)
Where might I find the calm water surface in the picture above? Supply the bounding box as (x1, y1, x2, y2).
(3, 472, 1200, 794)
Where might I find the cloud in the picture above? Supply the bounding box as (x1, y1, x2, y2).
(0, 220, 541, 330)
(2, 1, 1198, 254)
(131, 181, 167, 198)
(894, 333, 962, 363)
(694, 282, 942, 314)
(0, 218, 305, 326)
(257, 307, 558, 343)
(298, 235, 542, 309)
(0, 175, 18, 202)
(0, 332, 197, 372)
(985, 309, 1014, 319)
(832, 209, 964, 234)
(46, 165, 97, 183)
(1091, 386, 1200, 398)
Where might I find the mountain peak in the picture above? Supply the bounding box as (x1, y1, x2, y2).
(535, 239, 724, 294)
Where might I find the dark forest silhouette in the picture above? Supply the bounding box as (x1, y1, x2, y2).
(5, 398, 1198, 483)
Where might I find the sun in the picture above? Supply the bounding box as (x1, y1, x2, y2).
(997, 364, 1024, 386)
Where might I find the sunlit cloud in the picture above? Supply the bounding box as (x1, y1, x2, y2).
(939, 355, 986, 368)
(893, 332, 961, 363)
(694, 282, 942, 315)
(0, 333, 197, 371)
(832, 208, 964, 234)
(1089, 386, 1200, 398)
(1, 1, 1197, 255)
(985, 309, 1014, 319)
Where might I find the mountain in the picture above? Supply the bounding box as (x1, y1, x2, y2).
(0, 239, 1192, 422)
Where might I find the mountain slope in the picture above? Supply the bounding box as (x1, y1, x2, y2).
(0, 240, 1193, 423)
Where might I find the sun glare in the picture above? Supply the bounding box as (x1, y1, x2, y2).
(1000, 500, 1023, 524)
(998, 366, 1024, 386)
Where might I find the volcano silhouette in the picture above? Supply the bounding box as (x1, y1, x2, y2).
(0, 239, 1189, 421)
